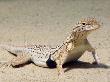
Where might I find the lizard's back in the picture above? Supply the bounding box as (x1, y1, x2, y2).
(25, 45, 60, 67)
(0, 44, 60, 67)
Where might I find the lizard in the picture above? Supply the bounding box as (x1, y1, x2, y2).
(52, 17, 101, 75)
(0, 17, 101, 75)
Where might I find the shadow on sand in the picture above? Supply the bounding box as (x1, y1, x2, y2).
(63, 61, 109, 72)
(12, 60, 109, 73)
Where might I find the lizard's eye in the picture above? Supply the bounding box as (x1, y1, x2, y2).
(82, 23, 86, 25)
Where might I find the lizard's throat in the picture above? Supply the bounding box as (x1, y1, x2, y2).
(73, 31, 88, 46)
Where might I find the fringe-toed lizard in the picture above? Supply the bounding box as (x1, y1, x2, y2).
(0, 17, 101, 75)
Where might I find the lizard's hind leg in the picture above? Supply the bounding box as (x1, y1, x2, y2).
(11, 52, 31, 67)
(0, 52, 31, 68)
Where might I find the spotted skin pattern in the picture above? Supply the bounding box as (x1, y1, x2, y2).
(52, 17, 101, 75)
(0, 44, 60, 67)
(0, 17, 101, 75)
(26, 45, 60, 67)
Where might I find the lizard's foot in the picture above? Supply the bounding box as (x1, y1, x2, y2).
(58, 69, 64, 76)
(0, 61, 11, 68)
(57, 70, 66, 82)
(92, 60, 100, 65)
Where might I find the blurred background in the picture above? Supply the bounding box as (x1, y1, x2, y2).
(0, 0, 110, 82)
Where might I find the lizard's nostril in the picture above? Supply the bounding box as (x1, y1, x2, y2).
(78, 29, 80, 31)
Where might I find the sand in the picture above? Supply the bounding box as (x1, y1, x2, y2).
(0, 0, 110, 82)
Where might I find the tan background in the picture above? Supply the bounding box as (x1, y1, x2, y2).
(0, 0, 110, 82)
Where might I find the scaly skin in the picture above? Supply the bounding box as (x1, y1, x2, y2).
(51, 17, 101, 75)
(0, 17, 101, 76)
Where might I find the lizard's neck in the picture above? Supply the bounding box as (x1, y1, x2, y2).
(67, 31, 89, 47)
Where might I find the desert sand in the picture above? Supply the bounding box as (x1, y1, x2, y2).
(0, 0, 110, 82)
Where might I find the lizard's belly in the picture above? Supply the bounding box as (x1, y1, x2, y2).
(31, 53, 57, 68)
(63, 45, 86, 64)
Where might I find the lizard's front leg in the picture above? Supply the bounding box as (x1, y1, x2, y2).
(56, 59, 64, 75)
(87, 47, 100, 65)
(86, 39, 100, 65)
(0, 52, 31, 68)
(55, 51, 67, 75)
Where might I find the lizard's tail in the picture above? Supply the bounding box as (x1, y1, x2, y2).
(0, 44, 25, 55)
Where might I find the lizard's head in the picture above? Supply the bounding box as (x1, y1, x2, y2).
(66, 17, 101, 43)
(73, 17, 101, 34)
